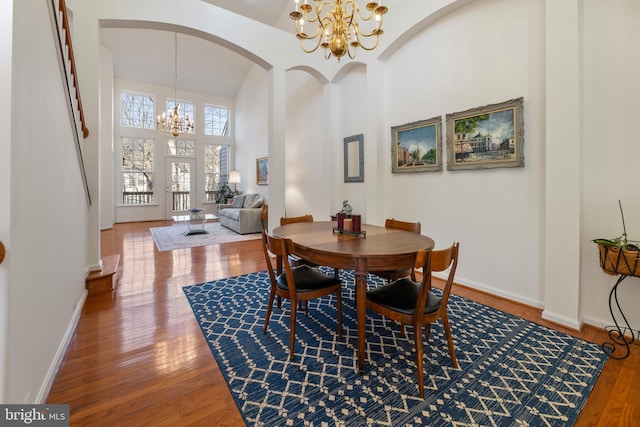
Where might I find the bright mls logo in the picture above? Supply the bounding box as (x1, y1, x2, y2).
(1, 405, 69, 426)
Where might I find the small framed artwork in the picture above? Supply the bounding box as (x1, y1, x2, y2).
(391, 116, 442, 173)
(344, 134, 364, 183)
(446, 97, 524, 171)
(256, 157, 268, 185)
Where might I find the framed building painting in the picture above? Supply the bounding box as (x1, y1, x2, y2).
(256, 157, 268, 185)
(391, 116, 442, 173)
(446, 97, 524, 171)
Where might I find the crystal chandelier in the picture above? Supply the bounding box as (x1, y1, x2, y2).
(289, 0, 388, 61)
(157, 33, 194, 137)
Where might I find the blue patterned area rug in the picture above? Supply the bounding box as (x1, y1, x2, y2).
(183, 269, 607, 426)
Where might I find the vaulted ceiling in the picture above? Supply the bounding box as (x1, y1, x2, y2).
(100, 0, 291, 99)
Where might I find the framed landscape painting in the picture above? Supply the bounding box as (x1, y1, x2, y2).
(256, 157, 268, 185)
(446, 97, 524, 171)
(391, 116, 442, 173)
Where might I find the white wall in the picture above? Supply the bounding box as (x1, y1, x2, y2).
(284, 70, 332, 219)
(7, 0, 90, 402)
(235, 65, 269, 197)
(580, 0, 640, 330)
(0, 0, 13, 405)
(383, 0, 546, 305)
(337, 65, 368, 220)
(100, 45, 115, 230)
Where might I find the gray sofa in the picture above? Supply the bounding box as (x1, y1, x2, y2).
(218, 193, 265, 234)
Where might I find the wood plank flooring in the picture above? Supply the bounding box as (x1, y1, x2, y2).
(47, 221, 639, 426)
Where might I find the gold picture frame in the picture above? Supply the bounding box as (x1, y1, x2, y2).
(256, 157, 268, 185)
(391, 116, 442, 173)
(446, 97, 524, 171)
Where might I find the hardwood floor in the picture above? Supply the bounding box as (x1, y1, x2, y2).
(47, 221, 639, 426)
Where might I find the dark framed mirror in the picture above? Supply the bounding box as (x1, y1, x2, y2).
(344, 134, 364, 183)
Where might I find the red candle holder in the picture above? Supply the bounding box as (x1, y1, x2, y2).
(352, 214, 361, 232)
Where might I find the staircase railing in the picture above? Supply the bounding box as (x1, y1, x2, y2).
(48, 0, 92, 205)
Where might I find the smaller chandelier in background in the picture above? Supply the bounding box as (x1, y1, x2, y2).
(158, 103, 193, 138)
(290, 0, 388, 61)
(157, 32, 194, 137)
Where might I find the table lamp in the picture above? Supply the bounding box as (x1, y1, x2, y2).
(229, 170, 241, 192)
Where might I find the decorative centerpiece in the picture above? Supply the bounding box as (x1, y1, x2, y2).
(334, 201, 365, 237)
(189, 208, 204, 217)
(593, 201, 640, 277)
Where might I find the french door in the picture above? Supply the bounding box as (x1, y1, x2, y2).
(165, 157, 197, 219)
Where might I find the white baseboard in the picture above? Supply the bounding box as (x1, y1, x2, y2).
(541, 310, 583, 330)
(34, 290, 87, 403)
(447, 274, 544, 309)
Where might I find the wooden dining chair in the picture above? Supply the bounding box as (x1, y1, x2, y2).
(262, 232, 343, 360)
(280, 215, 339, 278)
(374, 218, 422, 281)
(260, 203, 269, 232)
(366, 242, 460, 398)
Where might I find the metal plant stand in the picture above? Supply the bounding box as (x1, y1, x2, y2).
(602, 274, 637, 360)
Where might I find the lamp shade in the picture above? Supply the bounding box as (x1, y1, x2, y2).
(228, 170, 241, 184)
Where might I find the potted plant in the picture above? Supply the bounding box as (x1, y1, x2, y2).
(593, 201, 640, 276)
(214, 182, 242, 204)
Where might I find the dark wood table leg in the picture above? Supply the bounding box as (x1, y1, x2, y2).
(355, 258, 368, 374)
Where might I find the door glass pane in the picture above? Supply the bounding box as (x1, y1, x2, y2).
(170, 161, 191, 211)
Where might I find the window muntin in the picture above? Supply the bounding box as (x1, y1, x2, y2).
(122, 137, 155, 205)
(121, 91, 155, 129)
(204, 104, 229, 136)
(167, 139, 195, 156)
(204, 144, 229, 202)
(164, 100, 195, 134)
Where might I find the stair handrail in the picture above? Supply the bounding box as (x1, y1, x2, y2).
(49, 0, 92, 205)
(54, 0, 89, 139)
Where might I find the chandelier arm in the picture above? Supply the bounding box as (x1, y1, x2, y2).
(312, 0, 334, 24)
(299, 33, 325, 53)
(354, 33, 380, 51)
(354, 26, 382, 38)
(347, 0, 377, 22)
(295, 21, 324, 40)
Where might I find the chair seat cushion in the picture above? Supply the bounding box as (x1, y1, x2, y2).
(367, 278, 441, 315)
(276, 265, 340, 292)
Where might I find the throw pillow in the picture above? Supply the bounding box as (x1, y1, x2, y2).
(243, 194, 257, 208)
(231, 195, 246, 208)
(250, 195, 264, 209)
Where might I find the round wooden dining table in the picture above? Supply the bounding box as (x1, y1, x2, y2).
(272, 221, 435, 373)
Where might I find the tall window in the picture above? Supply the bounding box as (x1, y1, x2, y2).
(122, 137, 155, 205)
(167, 139, 195, 156)
(204, 104, 229, 136)
(121, 91, 155, 129)
(204, 144, 229, 202)
(165, 100, 195, 134)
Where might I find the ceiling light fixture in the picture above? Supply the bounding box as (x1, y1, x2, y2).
(157, 32, 194, 137)
(289, 0, 388, 61)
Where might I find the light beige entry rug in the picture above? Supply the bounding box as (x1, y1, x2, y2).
(150, 222, 261, 251)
